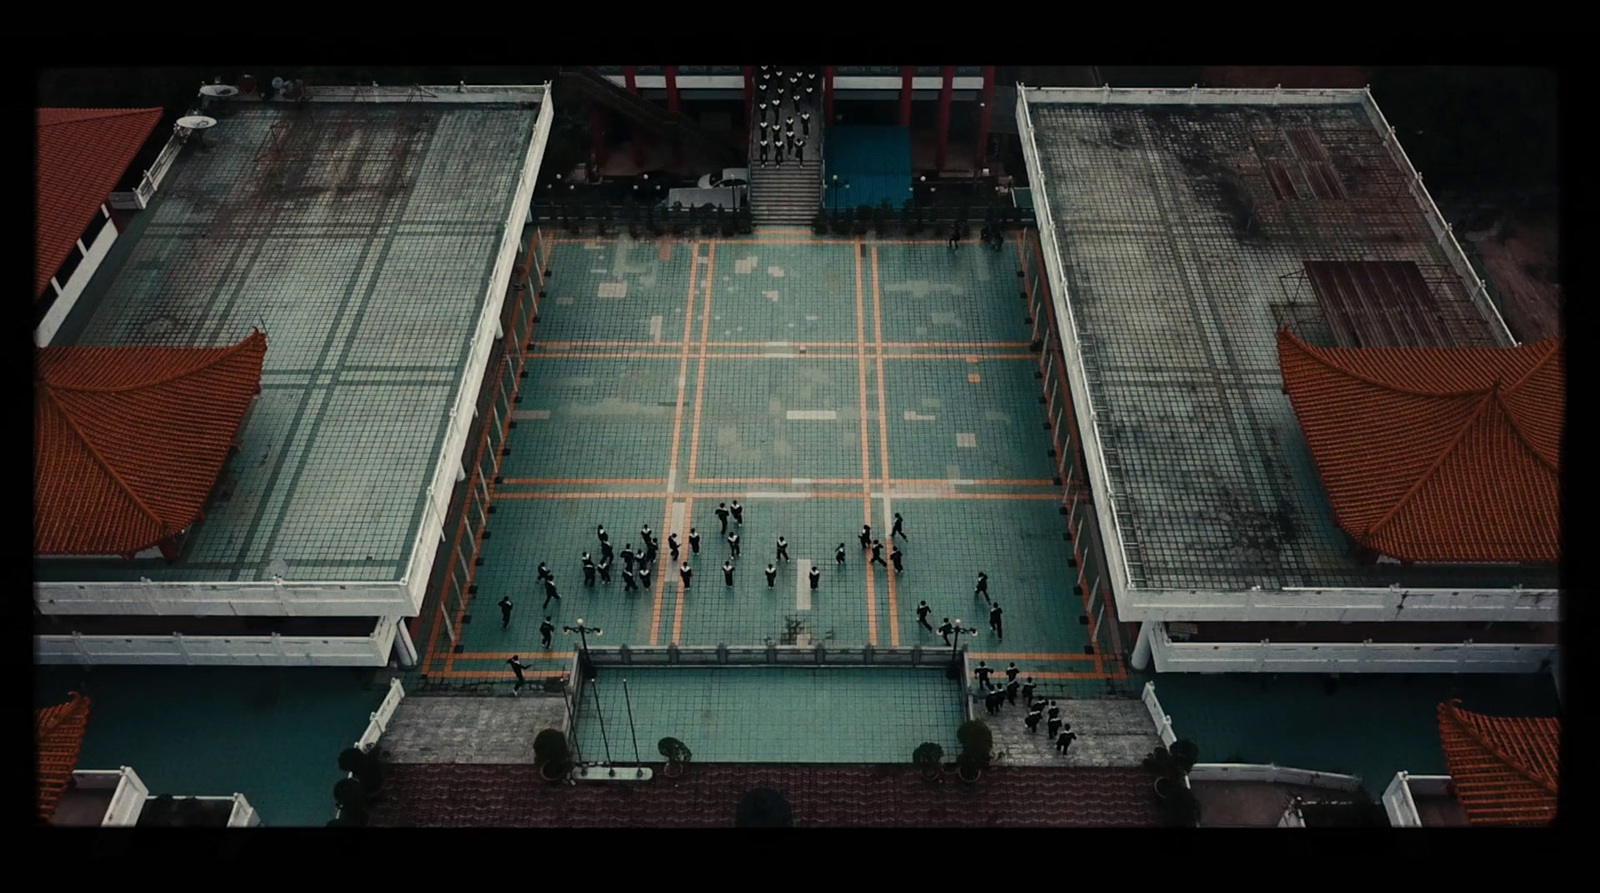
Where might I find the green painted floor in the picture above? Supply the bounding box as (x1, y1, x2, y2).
(36, 666, 386, 827)
(571, 667, 963, 763)
(1144, 670, 1563, 795)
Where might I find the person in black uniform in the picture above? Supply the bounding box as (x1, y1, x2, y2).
(800, 110, 811, 138)
(542, 576, 561, 609)
(808, 565, 820, 590)
(582, 553, 596, 586)
(622, 567, 637, 592)
(539, 616, 555, 649)
(758, 137, 769, 166)
(638, 562, 652, 591)
(596, 557, 612, 584)
(597, 524, 609, 547)
(722, 560, 736, 587)
(1025, 704, 1042, 733)
(973, 660, 993, 687)
(1047, 713, 1063, 741)
(642, 538, 657, 567)
(916, 600, 933, 631)
(765, 564, 777, 587)
(715, 503, 730, 533)
(859, 525, 872, 549)
(726, 531, 741, 557)
(601, 538, 614, 564)
(984, 687, 1001, 716)
(1020, 676, 1036, 704)
(794, 136, 806, 161)
(507, 656, 530, 694)
(498, 595, 514, 629)
(689, 528, 701, 555)
(889, 545, 903, 573)
(870, 540, 887, 567)
(974, 571, 989, 602)
(937, 617, 954, 645)
(669, 532, 681, 562)
(1005, 677, 1020, 706)
(989, 602, 1004, 641)
(892, 512, 906, 540)
(537, 562, 551, 584)
(776, 537, 790, 562)
(641, 524, 655, 550)
(730, 500, 744, 524)
(1047, 700, 1061, 728)
(679, 562, 693, 589)
(1056, 729, 1077, 754)
(835, 543, 846, 568)
(1005, 662, 1020, 685)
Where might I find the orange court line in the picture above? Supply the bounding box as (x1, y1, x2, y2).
(670, 495, 696, 645)
(493, 490, 1044, 501)
(872, 245, 899, 648)
(536, 340, 691, 348)
(881, 492, 1063, 501)
(893, 478, 1058, 486)
(451, 652, 578, 661)
(522, 351, 1037, 361)
(854, 237, 877, 648)
(690, 477, 862, 486)
(685, 243, 716, 483)
(499, 477, 667, 485)
(524, 352, 683, 360)
(651, 241, 702, 647)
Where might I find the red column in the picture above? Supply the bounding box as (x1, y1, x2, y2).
(898, 65, 913, 127)
(824, 65, 835, 123)
(626, 66, 645, 169)
(935, 65, 954, 171)
(743, 65, 754, 128)
(977, 65, 995, 167)
(590, 104, 608, 169)
(664, 65, 680, 113)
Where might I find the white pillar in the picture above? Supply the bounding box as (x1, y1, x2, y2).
(393, 618, 418, 668)
(1131, 622, 1153, 670)
(456, 460, 467, 483)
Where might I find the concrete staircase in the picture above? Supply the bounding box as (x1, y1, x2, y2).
(750, 159, 821, 227)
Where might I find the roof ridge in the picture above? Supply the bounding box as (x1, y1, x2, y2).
(1500, 337, 1562, 395)
(37, 387, 168, 540)
(37, 692, 90, 737)
(1362, 388, 1498, 539)
(37, 107, 163, 126)
(1440, 699, 1558, 794)
(40, 330, 267, 395)
(1278, 329, 1494, 399)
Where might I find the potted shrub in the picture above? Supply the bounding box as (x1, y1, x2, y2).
(670, 201, 687, 236)
(814, 208, 830, 236)
(913, 742, 945, 781)
(875, 198, 894, 236)
(852, 205, 870, 236)
(1144, 739, 1202, 826)
(831, 208, 852, 236)
(658, 736, 692, 778)
(533, 728, 573, 782)
(339, 745, 385, 799)
(956, 720, 993, 783)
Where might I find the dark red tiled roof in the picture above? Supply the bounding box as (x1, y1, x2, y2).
(1278, 330, 1562, 563)
(1436, 699, 1560, 826)
(370, 763, 1162, 828)
(34, 331, 268, 556)
(35, 108, 163, 300)
(37, 692, 91, 822)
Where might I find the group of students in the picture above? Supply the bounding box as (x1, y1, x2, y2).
(755, 65, 818, 167)
(973, 660, 1078, 755)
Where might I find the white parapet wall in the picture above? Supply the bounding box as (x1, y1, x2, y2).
(36, 207, 118, 347)
(35, 616, 398, 667)
(36, 579, 415, 617)
(1149, 622, 1556, 673)
(1190, 762, 1365, 791)
(1383, 772, 1452, 827)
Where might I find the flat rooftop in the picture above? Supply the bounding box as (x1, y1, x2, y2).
(38, 97, 540, 585)
(1024, 92, 1555, 592)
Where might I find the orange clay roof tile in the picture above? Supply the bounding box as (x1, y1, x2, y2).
(1436, 699, 1560, 826)
(36, 108, 163, 300)
(34, 331, 267, 556)
(36, 692, 92, 822)
(1277, 330, 1562, 563)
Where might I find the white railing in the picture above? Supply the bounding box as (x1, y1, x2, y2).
(35, 578, 413, 617)
(227, 793, 260, 827)
(131, 124, 190, 208)
(1023, 85, 1366, 107)
(1015, 86, 1136, 611)
(1357, 89, 1516, 347)
(1382, 772, 1453, 827)
(1149, 622, 1556, 673)
(1190, 762, 1365, 791)
(1118, 584, 1558, 623)
(292, 84, 548, 104)
(399, 84, 553, 615)
(1141, 681, 1177, 747)
(35, 618, 395, 667)
(356, 678, 406, 752)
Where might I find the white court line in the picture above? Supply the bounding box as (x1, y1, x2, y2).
(670, 500, 686, 534)
(872, 491, 941, 500)
(790, 478, 814, 485)
(949, 479, 976, 486)
(797, 559, 812, 610)
(764, 352, 799, 358)
(650, 315, 663, 342)
(764, 341, 792, 347)
(512, 410, 552, 421)
(746, 492, 808, 499)
(786, 410, 838, 420)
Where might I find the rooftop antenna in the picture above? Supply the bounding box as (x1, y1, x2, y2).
(457, 80, 466, 93)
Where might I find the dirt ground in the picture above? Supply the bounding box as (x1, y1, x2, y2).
(1466, 218, 1562, 342)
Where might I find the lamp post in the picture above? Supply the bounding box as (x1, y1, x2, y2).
(946, 617, 977, 679)
(564, 619, 613, 769)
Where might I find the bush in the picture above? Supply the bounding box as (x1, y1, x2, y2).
(658, 736, 692, 766)
(1162, 784, 1202, 827)
(956, 719, 992, 773)
(814, 209, 830, 235)
(913, 742, 945, 774)
(533, 728, 570, 767)
(339, 746, 385, 797)
(1144, 739, 1200, 781)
